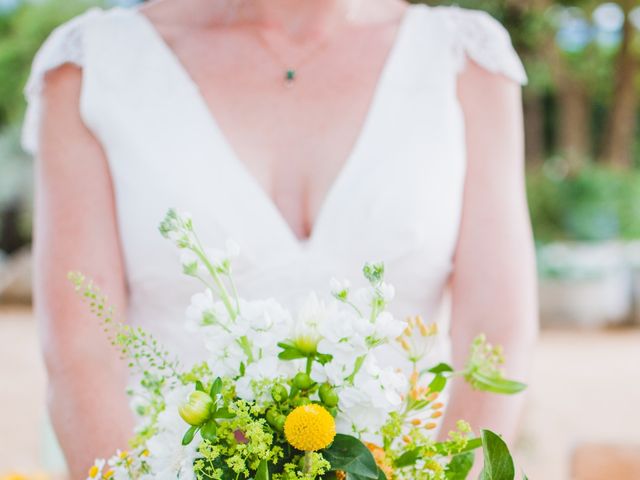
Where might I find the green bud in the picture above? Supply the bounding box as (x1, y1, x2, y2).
(319, 383, 339, 408)
(266, 408, 287, 432)
(271, 384, 289, 403)
(273, 414, 286, 432)
(179, 391, 213, 426)
(294, 397, 312, 407)
(293, 372, 314, 390)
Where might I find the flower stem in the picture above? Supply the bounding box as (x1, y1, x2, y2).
(303, 451, 313, 474)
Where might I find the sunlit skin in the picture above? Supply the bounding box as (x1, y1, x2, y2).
(35, 0, 537, 476)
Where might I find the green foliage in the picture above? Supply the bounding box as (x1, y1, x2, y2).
(444, 451, 474, 480)
(0, 0, 103, 127)
(464, 335, 526, 395)
(479, 430, 515, 480)
(527, 163, 640, 242)
(322, 435, 380, 479)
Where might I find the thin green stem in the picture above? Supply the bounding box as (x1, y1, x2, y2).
(305, 356, 313, 375)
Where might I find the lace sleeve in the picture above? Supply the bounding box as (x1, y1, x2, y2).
(21, 8, 103, 155)
(443, 7, 527, 85)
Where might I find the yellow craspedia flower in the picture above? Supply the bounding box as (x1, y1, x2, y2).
(1, 474, 29, 480)
(284, 404, 336, 451)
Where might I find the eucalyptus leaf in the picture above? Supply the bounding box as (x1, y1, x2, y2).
(323, 434, 379, 479)
(479, 430, 515, 480)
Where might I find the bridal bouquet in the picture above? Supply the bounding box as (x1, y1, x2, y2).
(76, 209, 526, 480)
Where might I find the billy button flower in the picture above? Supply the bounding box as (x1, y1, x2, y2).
(179, 390, 214, 426)
(284, 404, 336, 452)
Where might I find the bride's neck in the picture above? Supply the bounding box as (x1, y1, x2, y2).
(238, 0, 365, 36)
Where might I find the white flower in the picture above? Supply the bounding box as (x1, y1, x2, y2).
(372, 311, 407, 343)
(379, 282, 396, 302)
(330, 278, 351, 299)
(290, 293, 334, 354)
(143, 385, 199, 480)
(236, 356, 285, 400)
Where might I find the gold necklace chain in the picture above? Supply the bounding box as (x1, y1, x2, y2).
(252, 28, 334, 87)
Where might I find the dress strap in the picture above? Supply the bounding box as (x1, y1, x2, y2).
(21, 7, 105, 154)
(434, 6, 528, 85)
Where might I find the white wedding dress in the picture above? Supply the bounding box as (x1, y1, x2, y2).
(23, 2, 526, 411)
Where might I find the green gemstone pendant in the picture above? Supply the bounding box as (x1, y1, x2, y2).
(285, 69, 296, 85)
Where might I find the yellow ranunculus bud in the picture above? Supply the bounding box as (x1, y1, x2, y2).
(179, 390, 213, 426)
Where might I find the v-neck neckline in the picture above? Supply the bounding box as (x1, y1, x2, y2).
(130, 5, 415, 250)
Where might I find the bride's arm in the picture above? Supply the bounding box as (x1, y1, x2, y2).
(35, 64, 134, 477)
(441, 60, 538, 445)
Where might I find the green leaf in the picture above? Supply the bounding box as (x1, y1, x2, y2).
(323, 434, 379, 479)
(470, 372, 526, 395)
(376, 467, 388, 480)
(213, 407, 235, 419)
(181, 425, 198, 446)
(210, 377, 223, 398)
(479, 430, 515, 480)
(278, 349, 308, 360)
(195, 380, 205, 392)
(316, 352, 333, 365)
(445, 451, 474, 480)
(522, 473, 528, 480)
(201, 419, 218, 442)
(393, 447, 422, 468)
(255, 460, 270, 480)
(428, 374, 447, 393)
(428, 363, 454, 374)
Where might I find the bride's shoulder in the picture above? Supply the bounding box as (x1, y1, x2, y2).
(25, 6, 139, 78)
(413, 4, 527, 85)
(21, 7, 139, 154)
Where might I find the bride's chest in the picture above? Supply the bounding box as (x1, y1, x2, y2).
(82, 11, 469, 285)
(162, 29, 403, 239)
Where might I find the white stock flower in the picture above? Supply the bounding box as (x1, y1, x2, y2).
(144, 385, 199, 480)
(235, 356, 285, 400)
(371, 311, 407, 343)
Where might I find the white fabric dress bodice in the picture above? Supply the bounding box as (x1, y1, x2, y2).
(23, 5, 526, 371)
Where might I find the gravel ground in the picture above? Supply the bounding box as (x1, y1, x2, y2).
(1, 307, 639, 479)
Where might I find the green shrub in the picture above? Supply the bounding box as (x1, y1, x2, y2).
(527, 163, 640, 243)
(0, 0, 103, 127)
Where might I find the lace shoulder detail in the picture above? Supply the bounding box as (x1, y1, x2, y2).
(437, 6, 527, 85)
(21, 7, 105, 154)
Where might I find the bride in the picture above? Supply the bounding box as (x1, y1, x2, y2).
(23, 0, 537, 476)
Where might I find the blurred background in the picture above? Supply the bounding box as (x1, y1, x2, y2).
(1, 0, 640, 478)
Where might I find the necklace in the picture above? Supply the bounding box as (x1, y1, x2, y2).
(253, 28, 334, 87)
